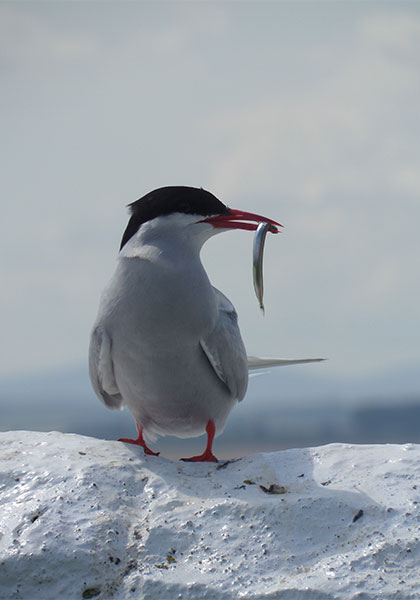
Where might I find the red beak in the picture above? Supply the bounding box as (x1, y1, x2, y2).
(202, 209, 283, 233)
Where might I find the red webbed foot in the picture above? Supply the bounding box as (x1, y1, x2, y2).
(119, 424, 160, 456)
(181, 420, 218, 462)
(181, 450, 218, 462)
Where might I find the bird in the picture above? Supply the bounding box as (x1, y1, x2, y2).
(89, 186, 318, 462)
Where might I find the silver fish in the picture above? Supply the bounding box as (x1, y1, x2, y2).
(253, 222, 272, 314)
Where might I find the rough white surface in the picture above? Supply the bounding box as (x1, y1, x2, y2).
(1, 432, 420, 600)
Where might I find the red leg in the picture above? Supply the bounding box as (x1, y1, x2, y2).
(119, 424, 160, 456)
(181, 420, 218, 462)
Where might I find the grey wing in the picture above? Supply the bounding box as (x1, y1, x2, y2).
(89, 325, 124, 409)
(200, 288, 248, 402)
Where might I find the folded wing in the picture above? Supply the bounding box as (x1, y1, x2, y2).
(89, 325, 124, 409)
(200, 288, 248, 402)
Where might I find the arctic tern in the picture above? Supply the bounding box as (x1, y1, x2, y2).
(89, 186, 322, 461)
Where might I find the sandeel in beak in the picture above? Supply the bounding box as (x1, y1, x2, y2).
(253, 221, 281, 314)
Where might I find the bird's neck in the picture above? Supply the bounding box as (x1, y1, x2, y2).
(119, 224, 209, 264)
(119, 216, 215, 262)
(121, 237, 201, 267)
(115, 235, 217, 338)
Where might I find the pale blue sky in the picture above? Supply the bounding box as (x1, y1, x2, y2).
(1, 1, 420, 378)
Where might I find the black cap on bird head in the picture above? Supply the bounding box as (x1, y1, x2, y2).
(120, 186, 229, 250)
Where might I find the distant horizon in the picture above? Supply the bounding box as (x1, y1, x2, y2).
(2, 356, 419, 458)
(2, 356, 419, 397)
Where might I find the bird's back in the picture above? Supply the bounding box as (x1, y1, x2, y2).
(90, 248, 245, 440)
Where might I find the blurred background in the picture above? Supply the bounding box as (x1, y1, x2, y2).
(1, 1, 420, 459)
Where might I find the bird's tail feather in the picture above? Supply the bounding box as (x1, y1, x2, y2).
(247, 356, 326, 370)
